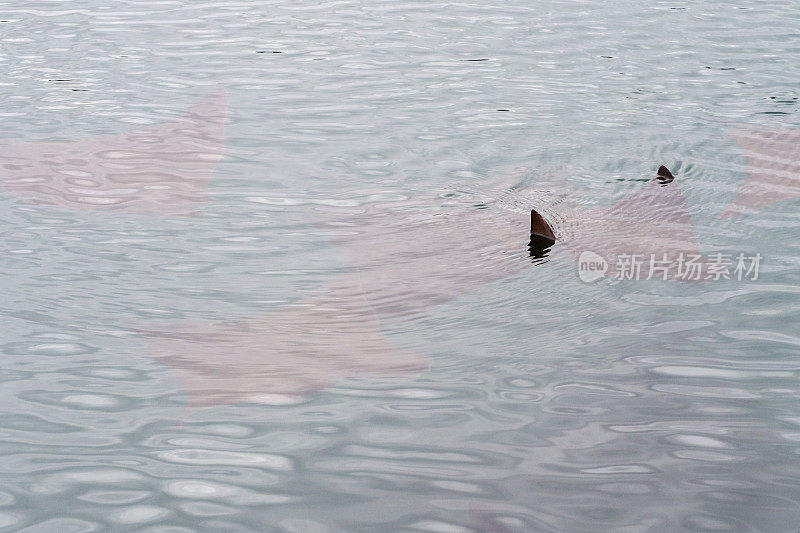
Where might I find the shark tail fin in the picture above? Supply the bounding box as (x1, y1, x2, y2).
(656, 165, 675, 185)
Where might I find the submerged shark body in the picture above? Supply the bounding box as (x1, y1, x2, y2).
(147, 179, 531, 410)
(149, 165, 705, 410)
(529, 165, 704, 280)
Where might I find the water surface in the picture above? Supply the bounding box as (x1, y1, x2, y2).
(1, 1, 800, 531)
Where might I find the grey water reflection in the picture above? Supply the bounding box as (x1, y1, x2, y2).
(1, 0, 800, 531)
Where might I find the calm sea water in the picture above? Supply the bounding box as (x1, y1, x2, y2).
(1, 1, 800, 531)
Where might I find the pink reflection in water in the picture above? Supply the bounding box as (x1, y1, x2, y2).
(0, 90, 227, 214)
(147, 295, 428, 410)
(723, 125, 800, 217)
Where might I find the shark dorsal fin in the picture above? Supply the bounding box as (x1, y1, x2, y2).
(656, 165, 675, 185)
(529, 209, 556, 259)
(530, 209, 556, 243)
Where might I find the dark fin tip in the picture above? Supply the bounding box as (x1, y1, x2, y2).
(656, 165, 675, 185)
(530, 210, 556, 241)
